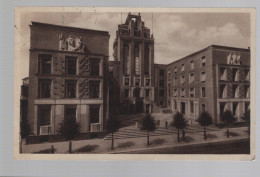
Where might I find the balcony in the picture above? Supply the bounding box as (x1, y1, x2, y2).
(90, 123, 101, 132)
(40, 125, 51, 135)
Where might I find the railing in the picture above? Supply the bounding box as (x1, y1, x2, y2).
(40, 125, 51, 135)
(90, 123, 101, 132)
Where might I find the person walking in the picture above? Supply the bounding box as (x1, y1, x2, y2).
(165, 121, 168, 129)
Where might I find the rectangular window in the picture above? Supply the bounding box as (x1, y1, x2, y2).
(181, 64, 185, 72)
(145, 78, 150, 86)
(219, 67, 227, 81)
(125, 89, 130, 97)
(201, 56, 206, 67)
(160, 101, 164, 106)
(38, 105, 51, 126)
(89, 80, 100, 98)
(232, 68, 239, 81)
(181, 75, 185, 84)
(168, 90, 171, 97)
(245, 85, 250, 98)
(190, 88, 194, 97)
(233, 102, 238, 117)
(201, 71, 206, 82)
(145, 89, 150, 97)
(190, 102, 194, 113)
(38, 54, 52, 74)
(190, 60, 194, 69)
(65, 80, 77, 98)
(174, 77, 178, 86)
(219, 84, 227, 98)
(159, 69, 165, 77)
(201, 87, 206, 97)
(174, 89, 178, 97)
(189, 73, 194, 84)
(174, 67, 177, 74)
(124, 77, 130, 86)
(90, 105, 100, 123)
(159, 79, 165, 87)
(135, 77, 140, 86)
(174, 100, 177, 110)
(159, 90, 164, 97)
(38, 79, 51, 98)
(232, 84, 239, 98)
(65, 56, 77, 75)
(90, 59, 100, 76)
(245, 69, 250, 81)
(181, 88, 185, 97)
(65, 105, 76, 120)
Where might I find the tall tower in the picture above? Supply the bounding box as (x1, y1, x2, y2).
(113, 12, 155, 114)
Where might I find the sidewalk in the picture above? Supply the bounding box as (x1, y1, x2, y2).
(22, 126, 249, 154)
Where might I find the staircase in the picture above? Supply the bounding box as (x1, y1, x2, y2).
(118, 113, 145, 127)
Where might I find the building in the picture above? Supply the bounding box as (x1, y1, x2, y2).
(154, 64, 168, 111)
(27, 22, 110, 136)
(112, 12, 155, 114)
(166, 45, 250, 123)
(20, 77, 29, 133)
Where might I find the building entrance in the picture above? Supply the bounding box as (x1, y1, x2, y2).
(181, 102, 185, 114)
(136, 101, 144, 113)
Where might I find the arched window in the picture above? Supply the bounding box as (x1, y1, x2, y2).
(134, 87, 140, 98)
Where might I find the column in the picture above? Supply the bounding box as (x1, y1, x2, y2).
(99, 104, 103, 131)
(34, 105, 38, 135)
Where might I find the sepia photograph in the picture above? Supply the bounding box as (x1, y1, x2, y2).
(14, 7, 255, 160)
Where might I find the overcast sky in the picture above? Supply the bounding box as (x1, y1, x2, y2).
(18, 12, 250, 81)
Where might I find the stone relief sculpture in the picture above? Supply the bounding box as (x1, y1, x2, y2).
(59, 34, 86, 52)
(227, 52, 241, 65)
(58, 33, 66, 50)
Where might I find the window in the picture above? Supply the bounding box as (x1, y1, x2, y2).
(38, 105, 51, 126)
(38, 79, 51, 98)
(174, 100, 177, 110)
(174, 89, 178, 97)
(159, 90, 164, 97)
(181, 75, 185, 84)
(174, 77, 178, 86)
(232, 68, 239, 81)
(134, 88, 140, 98)
(90, 59, 100, 76)
(145, 78, 150, 86)
(159, 79, 165, 87)
(38, 54, 52, 74)
(189, 73, 194, 84)
(190, 88, 194, 97)
(181, 64, 185, 72)
(232, 84, 239, 98)
(65, 80, 77, 98)
(168, 90, 171, 97)
(65, 56, 77, 75)
(201, 56, 206, 67)
(90, 105, 100, 123)
(201, 104, 206, 112)
(245, 69, 250, 81)
(233, 102, 238, 117)
(219, 67, 227, 81)
(65, 105, 76, 121)
(159, 69, 165, 77)
(181, 88, 185, 97)
(160, 101, 164, 106)
(219, 84, 227, 98)
(245, 85, 250, 98)
(200, 71, 206, 82)
(145, 89, 150, 97)
(89, 80, 100, 98)
(190, 102, 194, 113)
(21, 85, 28, 97)
(124, 77, 130, 86)
(201, 87, 206, 97)
(135, 77, 140, 86)
(174, 67, 177, 74)
(190, 60, 194, 69)
(125, 89, 130, 97)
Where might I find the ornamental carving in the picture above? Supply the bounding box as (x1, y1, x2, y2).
(58, 33, 87, 53)
(227, 52, 241, 65)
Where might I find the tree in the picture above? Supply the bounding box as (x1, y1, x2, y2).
(106, 115, 121, 150)
(140, 114, 156, 146)
(221, 110, 235, 138)
(171, 112, 188, 142)
(57, 116, 80, 153)
(198, 111, 212, 140)
(242, 109, 250, 133)
(20, 118, 31, 153)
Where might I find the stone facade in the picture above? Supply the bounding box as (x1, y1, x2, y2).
(112, 13, 155, 114)
(28, 22, 109, 135)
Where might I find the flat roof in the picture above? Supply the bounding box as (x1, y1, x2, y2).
(167, 45, 250, 66)
(30, 21, 110, 36)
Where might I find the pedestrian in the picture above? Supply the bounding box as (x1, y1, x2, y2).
(51, 145, 55, 154)
(157, 119, 160, 126)
(165, 121, 168, 129)
(136, 121, 138, 129)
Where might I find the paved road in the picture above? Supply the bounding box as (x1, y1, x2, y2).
(119, 138, 250, 154)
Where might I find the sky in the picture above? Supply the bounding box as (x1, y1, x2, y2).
(17, 12, 250, 82)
